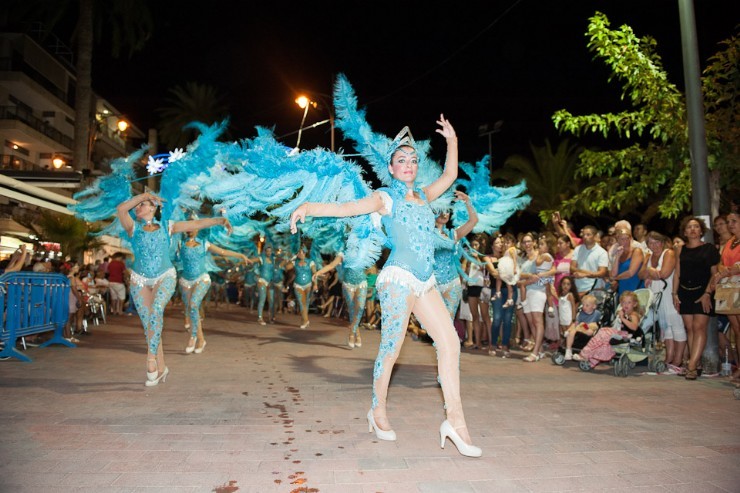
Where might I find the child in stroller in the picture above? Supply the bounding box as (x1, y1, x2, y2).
(572, 290, 643, 369)
(560, 294, 602, 361)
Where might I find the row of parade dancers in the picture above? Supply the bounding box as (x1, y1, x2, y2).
(76, 73, 531, 457)
(110, 116, 487, 457)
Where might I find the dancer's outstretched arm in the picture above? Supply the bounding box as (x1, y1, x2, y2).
(452, 191, 477, 240)
(423, 114, 458, 203)
(207, 244, 250, 265)
(313, 254, 343, 282)
(290, 194, 385, 234)
(173, 217, 232, 235)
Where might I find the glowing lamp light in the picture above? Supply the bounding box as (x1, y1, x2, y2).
(117, 119, 129, 132)
(295, 96, 309, 109)
(52, 157, 65, 169)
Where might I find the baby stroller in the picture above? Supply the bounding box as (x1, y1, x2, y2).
(609, 288, 666, 377)
(551, 286, 619, 368)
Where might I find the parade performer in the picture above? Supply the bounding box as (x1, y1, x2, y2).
(291, 113, 482, 457)
(286, 247, 317, 329)
(178, 229, 250, 354)
(255, 244, 276, 325)
(313, 250, 368, 348)
(118, 191, 230, 385)
(433, 191, 478, 319)
(70, 122, 232, 386)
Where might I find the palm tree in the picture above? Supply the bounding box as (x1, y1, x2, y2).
(37, 211, 105, 261)
(8, 0, 154, 171)
(492, 139, 583, 223)
(156, 82, 231, 149)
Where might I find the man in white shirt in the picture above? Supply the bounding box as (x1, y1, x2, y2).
(571, 225, 609, 297)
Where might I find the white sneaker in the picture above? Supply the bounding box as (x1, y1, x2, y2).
(564, 350, 572, 361)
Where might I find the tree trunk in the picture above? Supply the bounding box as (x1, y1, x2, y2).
(73, 0, 94, 172)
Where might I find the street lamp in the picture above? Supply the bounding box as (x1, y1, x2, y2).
(478, 120, 503, 183)
(294, 92, 335, 152)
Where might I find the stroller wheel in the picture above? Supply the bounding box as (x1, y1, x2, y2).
(578, 360, 592, 372)
(619, 354, 630, 377)
(614, 358, 622, 377)
(551, 351, 565, 366)
(654, 360, 666, 374)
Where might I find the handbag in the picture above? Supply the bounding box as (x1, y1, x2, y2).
(715, 276, 740, 315)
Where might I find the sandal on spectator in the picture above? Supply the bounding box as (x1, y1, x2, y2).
(523, 353, 540, 362)
(685, 369, 698, 380)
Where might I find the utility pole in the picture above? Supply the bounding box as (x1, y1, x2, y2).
(478, 121, 503, 183)
(678, 0, 712, 241)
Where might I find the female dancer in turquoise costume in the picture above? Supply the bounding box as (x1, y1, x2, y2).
(286, 247, 316, 329)
(272, 258, 287, 319)
(255, 245, 276, 325)
(179, 231, 250, 354)
(241, 263, 257, 311)
(434, 191, 478, 319)
(313, 251, 368, 348)
(117, 191, 231, 386)
(291, 115, 482, 457)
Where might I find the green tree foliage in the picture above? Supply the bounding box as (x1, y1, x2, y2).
(156, 82, 230, 150)
(492, 139, 583, 223)
(552, 12, 739, 219)
(37, 211, 105, 261)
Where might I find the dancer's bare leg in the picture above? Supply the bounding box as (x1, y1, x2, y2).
(414, 288, 471, 444)
(371, 282, 414, 431)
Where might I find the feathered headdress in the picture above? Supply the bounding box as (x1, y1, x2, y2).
(452, 156, 531, 233)
(333, 73, 444, 192)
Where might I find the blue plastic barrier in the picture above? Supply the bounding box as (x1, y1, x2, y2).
(0, 272, 73, 362)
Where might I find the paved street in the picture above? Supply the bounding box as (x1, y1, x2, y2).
(1, 304, 739, 493)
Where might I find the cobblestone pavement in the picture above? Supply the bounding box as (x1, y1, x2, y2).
(1, 303, 739, 492)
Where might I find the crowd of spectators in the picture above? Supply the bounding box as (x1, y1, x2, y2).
(2, 208, 737, 380)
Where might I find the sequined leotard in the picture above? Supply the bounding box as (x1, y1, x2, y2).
(179, 239, 212, 339)
(128, 221, 177, 355)
(434, 227, 463, 319)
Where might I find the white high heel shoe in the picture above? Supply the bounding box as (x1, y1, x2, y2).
(439, 420, 482, 457)
(193, 341, 207, 354)
(367, 410, 396, 441)
(185, 337, 196, 354)
(145, 366, 169, 387)
(146, 359, 158, 382)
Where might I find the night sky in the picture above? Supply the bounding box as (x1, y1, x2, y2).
(92, 0, 735, 167)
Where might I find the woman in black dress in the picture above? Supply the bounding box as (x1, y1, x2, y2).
(673, 216, 720, 380)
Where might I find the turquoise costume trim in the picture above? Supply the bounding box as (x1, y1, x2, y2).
(294, 260, 314, 286)
(343, 280, 368, 335)
(131, 221, 174, 280)
(293, 259, 314, 318)
(128, 220, 177, 355)
(372, 179, 451, 410)
(378, 180, 437, 282)
(434, 227, 464, 319)
(257, 255, 275, 320)
(178, 239, 212, 339)
(180, 240, 209, 281)
(438, 277, 463, 320)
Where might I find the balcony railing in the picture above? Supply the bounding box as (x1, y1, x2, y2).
(0, 154, 46, 172)
(0, 106, 74, 150)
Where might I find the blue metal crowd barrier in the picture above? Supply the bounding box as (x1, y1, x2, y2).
(0, 272, 73, 362)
